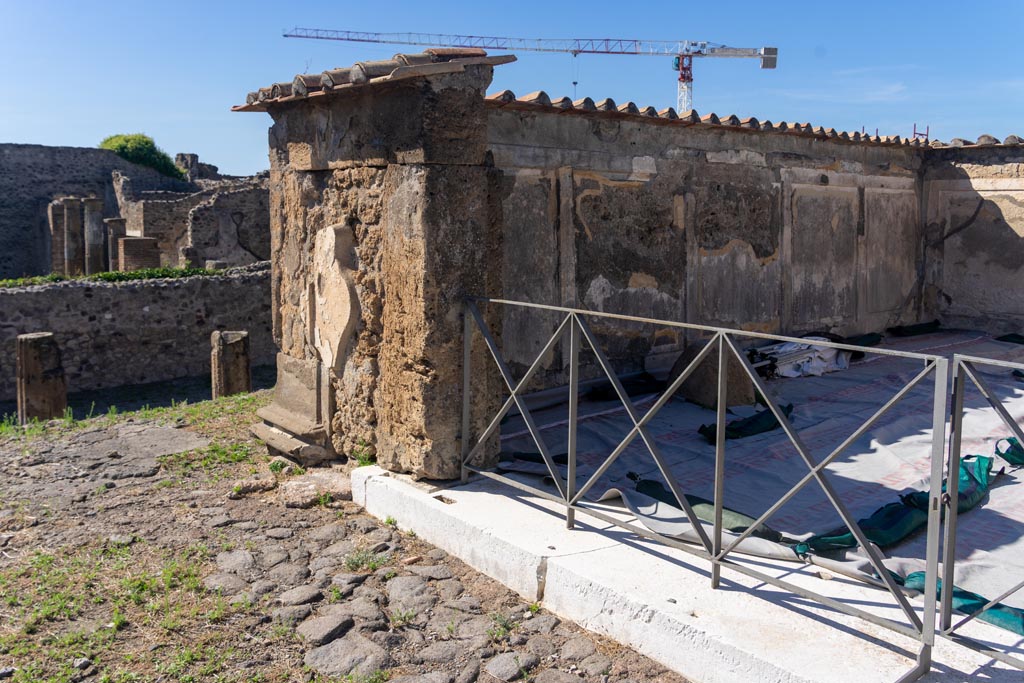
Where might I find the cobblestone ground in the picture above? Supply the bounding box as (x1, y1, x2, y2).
(0, 392, 688, 683)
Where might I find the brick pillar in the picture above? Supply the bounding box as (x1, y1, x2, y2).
(47, 199, 66, 275)
(118, 237, 161, 271)
(104, 218, 127, 272)
(83, 197, 106, 274)
(63, 197, 85, 277)
(16, 332, 67, 425)
(211, 331, 251, 398)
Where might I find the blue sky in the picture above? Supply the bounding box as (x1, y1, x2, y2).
(2, 1, 1022, 175)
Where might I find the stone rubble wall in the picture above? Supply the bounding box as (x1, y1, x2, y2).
(0, 144, 191, 279)
(0, 263, 275, 401)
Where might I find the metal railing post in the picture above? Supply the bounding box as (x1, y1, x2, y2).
(941, 359, 966, 631)
(712, 334, 728, 589)
(566, 314, 580, 529)
(461, 303, 473, 484)
(918, 357, 948, 672)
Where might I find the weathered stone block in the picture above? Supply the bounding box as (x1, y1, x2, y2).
(118, 237, 160, 271)
(47, 200, 66, 275)
(211, 330, 251, 398)
(16, 332, 67, 424)
(667, 340, 756, 409)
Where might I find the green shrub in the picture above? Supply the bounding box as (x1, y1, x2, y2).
(0, 267, 221, 289)
(99, 133, 185, 180)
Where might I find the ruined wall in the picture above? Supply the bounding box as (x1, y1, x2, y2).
(185, 181, 271, 266)
(114, 172, 270, 267)
(259, 64, 504, 479)
(923, 146, 1024, 334)
(0, 264, 274, 401)
(487, 107, 925, 374)
(0, 144, 190, 278)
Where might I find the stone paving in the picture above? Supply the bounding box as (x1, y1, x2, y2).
(0, 414, 688, 682)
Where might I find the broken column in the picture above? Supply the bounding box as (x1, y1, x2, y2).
(62, 197, 85, 277)
(16, 332, 67, 425)
(118, 237, 160, 271)
(83, 197, 106, 274)
(47, 199, 66, 275)
(104, 218, 126, 272)
(211, 330, 252, 398)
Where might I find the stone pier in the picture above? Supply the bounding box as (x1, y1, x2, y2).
(119, 237, 160, 271)
(211, 331, 251, 398)
(62, 197, 85, 277)
(104, 218, 126, 272)
(47, 199, 66, 275)
(83, 197, 106, 274)
(16, 332, 67, 425)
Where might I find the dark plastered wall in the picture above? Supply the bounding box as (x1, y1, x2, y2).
(486, 107, 927, 377)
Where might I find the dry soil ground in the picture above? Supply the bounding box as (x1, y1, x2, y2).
(0, 391, 687, 683)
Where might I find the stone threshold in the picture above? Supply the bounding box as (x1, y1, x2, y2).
(351, 466, 1021, 683)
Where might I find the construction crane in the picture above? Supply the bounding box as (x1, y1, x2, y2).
(283, 28, 777, 113)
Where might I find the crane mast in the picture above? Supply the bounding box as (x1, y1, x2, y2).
(283, 28, 777, 112)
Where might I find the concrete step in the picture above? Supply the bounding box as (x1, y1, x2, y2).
(251, 422, 331, 466)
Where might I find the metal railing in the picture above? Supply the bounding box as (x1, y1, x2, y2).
(460, 297, 950, 682)
(941, 353, 1024, 670)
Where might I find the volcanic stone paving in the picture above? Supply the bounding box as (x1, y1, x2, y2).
(0, 413, 688, 683)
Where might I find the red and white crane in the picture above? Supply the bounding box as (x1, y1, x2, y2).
(283, 28, 777, 112)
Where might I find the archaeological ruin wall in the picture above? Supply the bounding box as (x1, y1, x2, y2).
(0, 264, 274, 401)
(237, 50, 1024, 480)
(0, 144, 191, 278)
(923, 145, 1024, 335)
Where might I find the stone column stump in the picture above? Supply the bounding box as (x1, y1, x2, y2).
(63, 197, 85, 277)
(83, 197, 106, 274)
(211, 330, 251, 398)
(104, 218, 127, 272)
(48, 199, 66, 275)
(16, 332, 68, 425)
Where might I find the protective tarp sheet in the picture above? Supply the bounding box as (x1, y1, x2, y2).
(499, 330, 1024, 610)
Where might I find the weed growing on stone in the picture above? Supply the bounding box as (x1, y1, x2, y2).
(528, 602, 541, 614)
(384, 516, 397, 528)
(389, 608, 416, 628)
(352, 438, 375, 467)
(343, 670, 390, 683)
(343, 550, 391, 572)
(315, 491, 333, 507)
(487, 612, 516, 642)
(268, 460, 285, 474)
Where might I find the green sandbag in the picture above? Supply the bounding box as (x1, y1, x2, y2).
(903, 573, 1024, 636)
(996, 333, 1024, 345)
(996, 437, 1024, 466)
(698, 404, 794, 445)
(799, 502, 928, 553)
(887, 319, 940, 337)
(903, 456, 994, 514)
(632, 478, 783, 543)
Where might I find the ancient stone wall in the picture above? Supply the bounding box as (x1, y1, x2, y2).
(923, 146, 1024, 334)
(114, 172, 270, 267)
(0, 144, 190, 278)
(487, 106, 926, 377)
(0, 264, 274, 401)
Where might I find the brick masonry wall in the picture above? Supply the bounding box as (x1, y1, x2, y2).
(0, 144, 192, 278)
(0, 263, 274, 401)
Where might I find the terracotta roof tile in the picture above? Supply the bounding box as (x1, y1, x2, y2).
(235, 50, 1023, 150)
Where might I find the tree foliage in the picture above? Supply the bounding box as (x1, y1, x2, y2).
(99, 133, 185, 180)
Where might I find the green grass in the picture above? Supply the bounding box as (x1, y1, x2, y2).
(351, 439, 375, 467)
(0, 266, 224, 289)
(343, 550, 391, 572)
